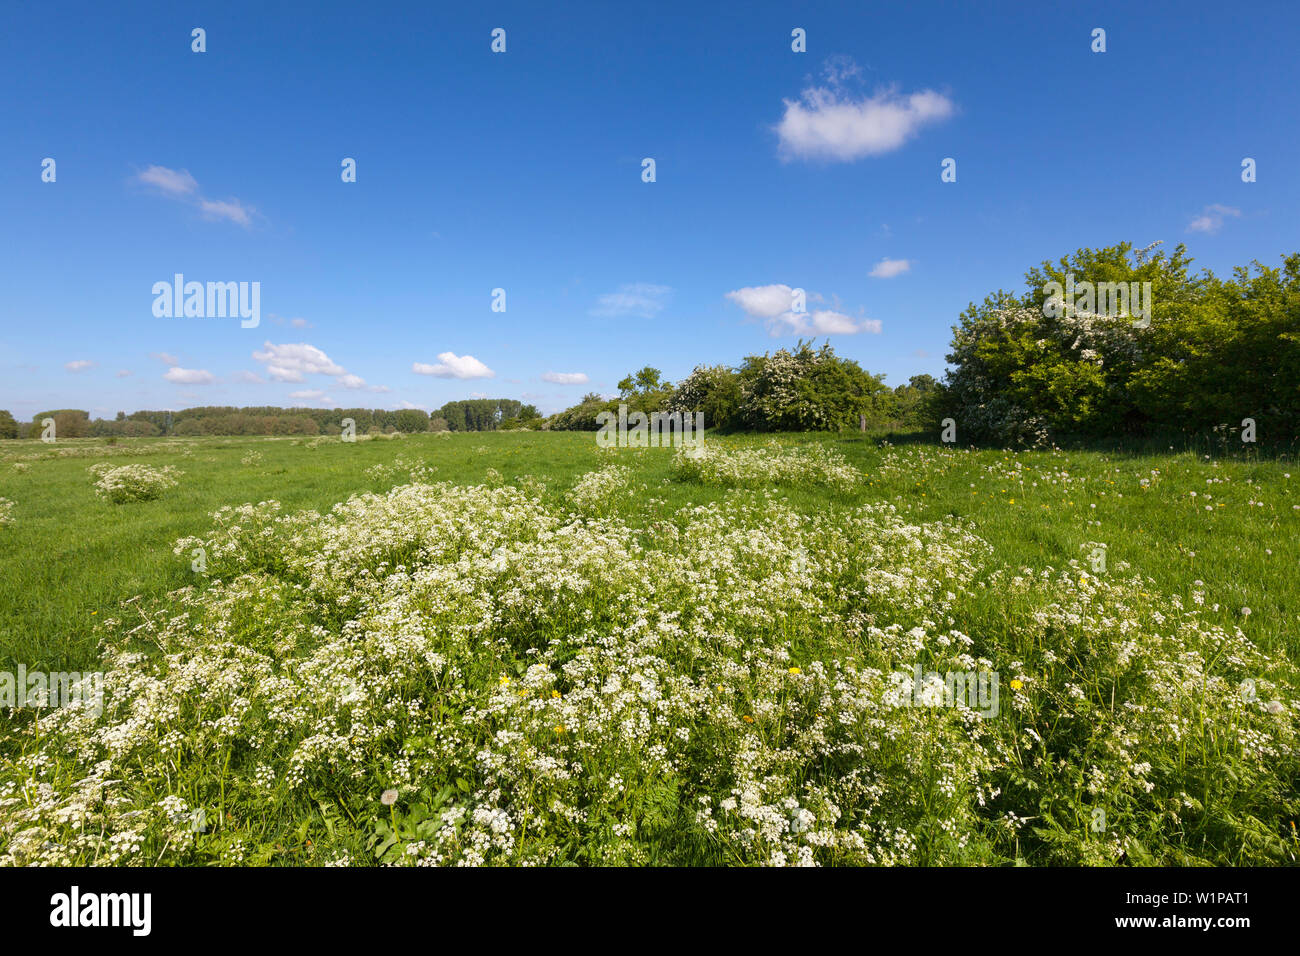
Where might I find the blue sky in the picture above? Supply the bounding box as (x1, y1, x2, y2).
(2, 0, 1296, 417)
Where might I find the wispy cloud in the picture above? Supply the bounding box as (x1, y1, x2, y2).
(590, 283, 672, 319)
(542, 371, 589, 385)
(1187, 204, 1242, 234)
(150, 352, 180, 367)
(133, 164, 259, 228)
(136, 165, 198, 196)
(869, 257, 912, 278)
(413, 352, 495, 380)
(198, 198, 254, 227)
(775, 60, 954, 162)
(64, 360, 94, 372)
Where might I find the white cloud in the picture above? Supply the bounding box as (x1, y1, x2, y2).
(136, 165, 198, 196)
(250, 341, 386, 394)
(727, 284, 882, 337)
(164, 367, 216, 385)
(64, 360, 94, 372)
(290, 317, 313, 329)
(134, 164, 258, 227)
(1187, 204, 1242, 234)
(542, 371, 589, 385)
(590, 283, 672, 318)
(235, 370, 266, 384)
(199, 198, 254, 227)
(767, 309, 882, 337)
(726, 284, 801, 319)
(289, 389, 332, 403)
(150, 352, 180, 366)
(869, 257, 912, 278)
(776, 78, 955, 162)
(252, 342, 346, 381)
(413, 353, 495, 380)
(116, 369, 133, 378)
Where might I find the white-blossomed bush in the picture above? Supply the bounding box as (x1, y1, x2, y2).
(88, 463, 182, 503)
(1, 470, 1296, 866)
(671, 441, 861, 492)
(0, 497, 13, 525)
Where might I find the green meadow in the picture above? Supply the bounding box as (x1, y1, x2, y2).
(1, 432, 1297, 866)
(3, 432, 1295, 672)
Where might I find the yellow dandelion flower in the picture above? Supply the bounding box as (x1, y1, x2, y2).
(1010, 679, 1023, 690)
(789, 666, 802, 675)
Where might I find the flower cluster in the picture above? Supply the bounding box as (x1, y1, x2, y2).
(672, 441, 860, 491)
(88, 463, 181, 503)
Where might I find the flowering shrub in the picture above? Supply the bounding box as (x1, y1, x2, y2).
(2, 466, 1295, 866)
(0, 497, 13, 525)
(671, 441, 860, 491)
(88, 463, 181, 503)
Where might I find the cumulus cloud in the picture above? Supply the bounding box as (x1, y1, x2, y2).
(252, 342, 345, 382)
(726, 284, 802, 319)
(869, 257, 912, 278)
(413, 353, 495, 380)
(590, 283, 672, 318)
(164, 367, 216, 385)
(64, 360, 94, 372)
(775, 62, 955, 162)
(768, 310, 882, 337)
(1187, 204, 1242, 234)
(542, 371, 589, 385)
(726, 283, 882, 337)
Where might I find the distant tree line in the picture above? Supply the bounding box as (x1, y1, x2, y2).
(435, 399, 541, 432)
(548, 343, 937, 433)
(0, 400, 546, 439)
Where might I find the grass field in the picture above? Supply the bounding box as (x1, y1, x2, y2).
(1, 431, 1297, 865)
